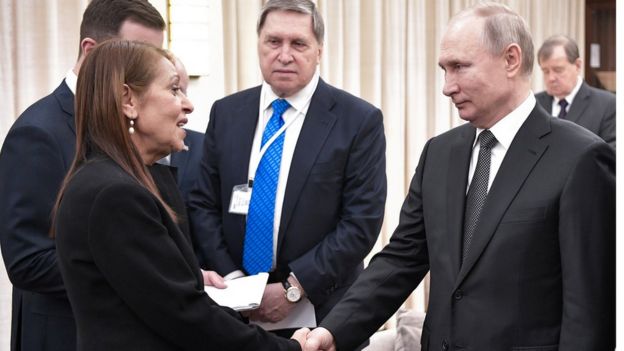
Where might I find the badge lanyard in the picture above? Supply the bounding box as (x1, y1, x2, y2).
(247, 96, 312, 184)
(229, 96, 310, 215)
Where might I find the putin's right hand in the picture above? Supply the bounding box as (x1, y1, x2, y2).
(304, 327, 336, 351)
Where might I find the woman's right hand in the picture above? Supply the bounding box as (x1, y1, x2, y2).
(291, 328, 310, 350)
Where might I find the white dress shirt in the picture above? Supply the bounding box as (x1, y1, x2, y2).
(467, 93, 536, 193)
(65, 69, 78, 94)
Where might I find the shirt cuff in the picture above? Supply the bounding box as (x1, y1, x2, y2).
(224, 270, 245, 280)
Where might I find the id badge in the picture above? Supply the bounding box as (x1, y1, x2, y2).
(229, 184, 252, 215)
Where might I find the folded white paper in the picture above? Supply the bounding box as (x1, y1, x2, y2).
(253, 298, 317, 330)
(204, 273, 268, 311)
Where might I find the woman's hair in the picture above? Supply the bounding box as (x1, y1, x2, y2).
(51, 39, 177, 236)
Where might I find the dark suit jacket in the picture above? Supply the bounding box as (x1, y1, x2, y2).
(54, 156, 300, 351)
(188, 79, 386, 320)
(171, 129, 205, 265)
(0, 81, 77, 351)
(321, 105, 615, 351)
(171, 129, 205, 202)
(149, 163, 192, 238)
(536, 81, 615, 148)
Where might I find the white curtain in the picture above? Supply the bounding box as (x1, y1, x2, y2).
(0, 0, 585, 348)
(0, 1, 88, 348)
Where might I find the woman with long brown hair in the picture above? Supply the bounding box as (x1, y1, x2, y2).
(52, 39, 306, 351)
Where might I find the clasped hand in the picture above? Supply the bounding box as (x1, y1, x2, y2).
(290, 327, 336, 351)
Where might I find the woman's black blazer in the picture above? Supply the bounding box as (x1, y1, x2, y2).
(55, 156, 299, 351)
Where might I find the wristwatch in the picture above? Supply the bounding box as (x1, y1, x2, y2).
(282, 278, 302, 303)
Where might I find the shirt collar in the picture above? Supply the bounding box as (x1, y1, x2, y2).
(260, 70, 320, 119)
(474, 92, 536, 151)
(554, 75, 582, 105)
(65, 69, 78, 95)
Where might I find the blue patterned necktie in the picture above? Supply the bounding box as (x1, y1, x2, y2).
(243, 98, 290, 275)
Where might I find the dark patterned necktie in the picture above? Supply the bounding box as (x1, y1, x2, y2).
(243, 98, 290, 275)
(557, 99, 568, 119)
(463, 130, 497, 262)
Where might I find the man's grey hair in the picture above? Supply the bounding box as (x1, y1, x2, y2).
(452, 2, 534, 76)
(537, 34, 580, 64)
(257, 0, 325, 44)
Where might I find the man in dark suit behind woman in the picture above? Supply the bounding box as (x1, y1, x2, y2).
(535, 34, 615, 148)
(52, 39, 307, 351)
(0, 1, 166, 350)
(305, 3, 614, 351)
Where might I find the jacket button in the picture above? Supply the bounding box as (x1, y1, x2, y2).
(454, 289, 463, 300)
(442, 340, 449, 351)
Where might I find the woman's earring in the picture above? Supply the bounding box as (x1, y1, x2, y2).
(129, 119, 135, 134)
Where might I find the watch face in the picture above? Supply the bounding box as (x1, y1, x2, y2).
(286, 287, 301, 302)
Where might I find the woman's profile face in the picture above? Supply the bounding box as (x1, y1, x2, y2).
(131, 57, 194, 163)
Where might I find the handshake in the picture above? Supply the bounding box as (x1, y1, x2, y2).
(290, 327, 337, 351)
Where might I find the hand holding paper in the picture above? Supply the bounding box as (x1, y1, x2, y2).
(204, 273, 268, 311)
(201, 270, 226, 288)
(248, 282, 297, 322)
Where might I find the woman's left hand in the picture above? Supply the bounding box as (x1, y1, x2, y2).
(201, 270, 227, 288)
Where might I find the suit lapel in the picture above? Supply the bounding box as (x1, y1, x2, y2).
(234, 88, 262, 184)
(454, 107, 551, 289)
(227, 88, 261, 235)
(565, 82, 591, 124)
(55, 81, 76, 135)
(446, 125, 475, 278)
(277, 80, 337, 251)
